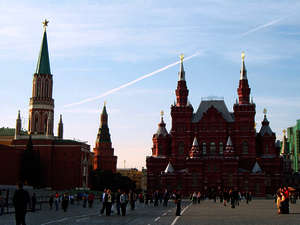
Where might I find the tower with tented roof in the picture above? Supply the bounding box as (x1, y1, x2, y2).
(93, 102, 117, 173)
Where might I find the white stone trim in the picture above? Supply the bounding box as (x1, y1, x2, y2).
(29, 104, 54, 110)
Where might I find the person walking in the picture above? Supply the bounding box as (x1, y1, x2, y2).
(105, 189, 112, 216)
(163, 189, 169, 207)
(153, 190, 159, 207)
(49, 195, 54, 210)
(54, 193, 59, 211)
(88, 193, 94, 208)
(116, 189, 121, 215)
(129, 190, 137, 210)
(61, 193, 69, 212)
(120, 191, 128, 216)
(100, 189, 107, 215)
(197, 192, 201, 204)
(13, 182, 30, 225)
(0, 194, 5, 216)
(175, 191, 181, 216)
(31, 193, 37, 212)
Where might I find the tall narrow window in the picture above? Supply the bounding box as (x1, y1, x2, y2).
(37, 79, 41, 97)
(178, 142, 184, 155)
(202, 143, 206, 155)
(45, 79, 49, 98)
(265, 144, 269, 154)
(219, 142, 223, 155)
(210, 142, 216, 154)
(242, 141, 248, 154)
(44, 115, 48, 134)
(34, 114, 39, 132)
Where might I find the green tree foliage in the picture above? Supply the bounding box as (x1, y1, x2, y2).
(19, 135, 41, 187)
(90, 169, 136, 191)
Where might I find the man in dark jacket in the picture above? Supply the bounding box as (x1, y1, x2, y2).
(13, 182, 30, 225)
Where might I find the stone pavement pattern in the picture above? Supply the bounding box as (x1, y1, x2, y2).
(0, 200, 299, 225)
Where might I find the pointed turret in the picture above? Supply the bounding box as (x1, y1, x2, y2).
(57, 114, 63, 139)
(237, 52, 251, 104)
(259, 109, 273, 136)
(224, 136, 235, 157)
(240, 51, 247, 80)
(190, 136, 201, 158)
(36, 20, 51, 75)
(15, 110, 22, 138)
(156, 110, 168, 137)
(192, 136, 199, 147)
(96, 102, 111, 145)
(175, 54, 189, 107)
(178, 53, 185, 81)
(164, 162, 175, 173)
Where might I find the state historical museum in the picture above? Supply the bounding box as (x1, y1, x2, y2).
(146, 54, 282, 196)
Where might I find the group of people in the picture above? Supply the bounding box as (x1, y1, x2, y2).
(190, 189, 252, 209)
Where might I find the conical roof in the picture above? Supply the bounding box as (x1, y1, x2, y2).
(240, 52, 247, 80)
(178, 54, 185, 81)
(226, 136, 233, 146)
(192, 136, 198, 146)
(259, 115, 273, 136)
(36, 29, 51, 74)
(164, 162, 174, 173)
(252, 161, 262, 173)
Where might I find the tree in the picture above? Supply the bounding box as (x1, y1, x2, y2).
(90, 169, 136, 191)
(19, 135, 41, 187)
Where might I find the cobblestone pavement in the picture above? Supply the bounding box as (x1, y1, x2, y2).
(0, 200, 299, 225)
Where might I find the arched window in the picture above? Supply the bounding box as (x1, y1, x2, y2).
(34, 113, 39, 133)
(45, 79, 49, 97)
(219, 142, 223, 155)
(202, 142, 206, 155)
(44, 114, 48, 134)
(242, 141, 248, 154)
(37, 79, 41, 97)
(210, 142, 216, 154)
(265, 144, 269, 154)
(178, 142, 184, 155)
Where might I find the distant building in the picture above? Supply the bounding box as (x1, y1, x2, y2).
(117, 168, 146, 191)
(146, 53, 282, 197)
(0, 21, 92, 189)
(93, 103, 117, 173)
(287, 120, 300, 172)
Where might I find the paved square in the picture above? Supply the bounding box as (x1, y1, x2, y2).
(0, 199, 299, 225)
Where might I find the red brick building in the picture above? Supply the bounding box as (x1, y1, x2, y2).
(146, 54, 282, 196)
(93, 103, 117, 173)
(0, 22, 92, 190)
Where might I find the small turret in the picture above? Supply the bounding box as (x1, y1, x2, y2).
(46, 112, 53, 136)
(58, 114, 63, 139)
(15, 110, 22, 138)
(190, 136, 201, 158)
(224, 136, 235, 157)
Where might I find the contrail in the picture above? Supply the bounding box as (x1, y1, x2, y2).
(64, 51, 202, 108)
(240, 17, 284, 37)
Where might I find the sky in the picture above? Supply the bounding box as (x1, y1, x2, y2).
(0, 0, 300, 169)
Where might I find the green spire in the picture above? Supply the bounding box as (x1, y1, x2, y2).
(36, 26, 51, 74)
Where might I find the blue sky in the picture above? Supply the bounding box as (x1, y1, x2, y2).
(1, 0, 300, 169)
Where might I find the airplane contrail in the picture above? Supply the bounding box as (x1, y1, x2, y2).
(64, 17, 285, 108)
(64, 51, 202, 108)
(240, 17, 284, 37)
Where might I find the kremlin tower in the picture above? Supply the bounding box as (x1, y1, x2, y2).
(93, 103, 117, 173)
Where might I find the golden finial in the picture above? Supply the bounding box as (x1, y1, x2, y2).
(160, 110, 164, 117)
(180, 53, 184, 63)
(254, 122, 257, 129)
(283, 129, 286, 135)
(263, 108, 267, 115)
(104, 101, 106, 106)
(241, 51, 245, 61)
(42, 19, 49, 29)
